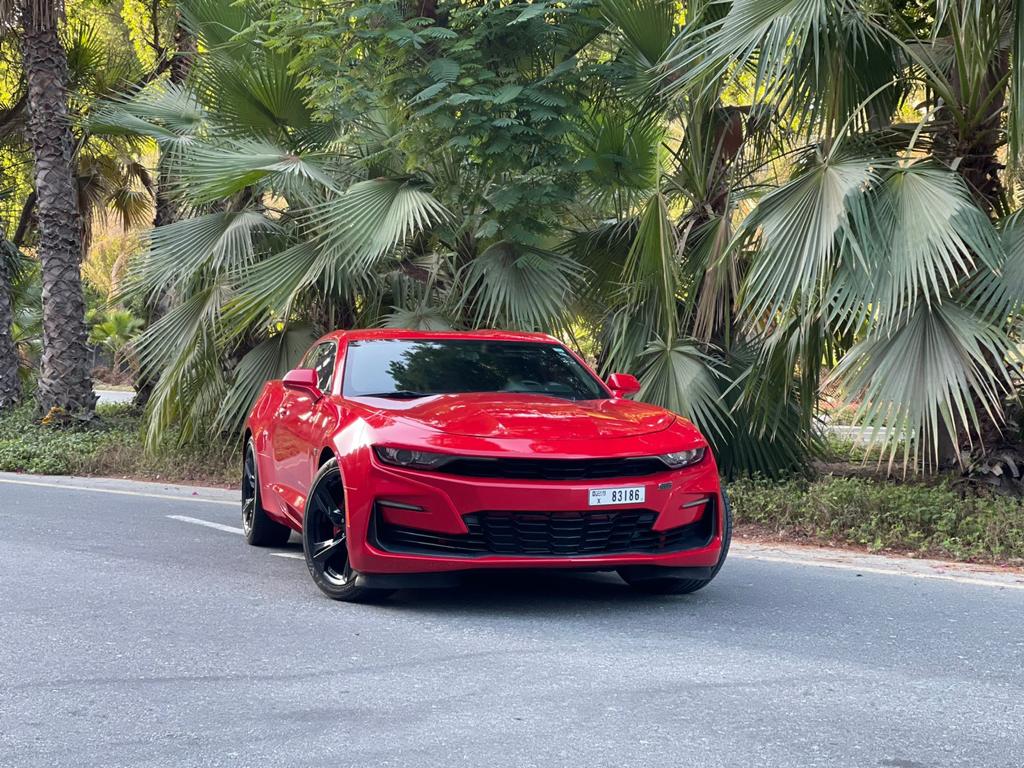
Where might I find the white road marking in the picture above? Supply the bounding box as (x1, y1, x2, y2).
(7, 471, 1019, 591)
(164, 512, 1023, 590)
(0, 476, 237, 506)
(168, 515, 304, 557)
(734, 552, 1024, 591)
(167, 515, 244, 535)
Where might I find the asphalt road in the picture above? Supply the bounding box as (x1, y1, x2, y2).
(1, 473, 1022, 768)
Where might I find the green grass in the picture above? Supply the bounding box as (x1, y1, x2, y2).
(0, 402, 238, 486)
(729, 475, 1024, 565)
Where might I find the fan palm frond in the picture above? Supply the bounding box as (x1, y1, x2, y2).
(128, 211, 279, 298)
(740, 153, 876, 320)
(969, 208, 1024, 322)
(382, 305, 453, 330)
(310, 178, 450, 272)
(661, 0, 897, 135)
(716, 343, 820, 479)
(619, 191, 679, 341)
(217, 326, 318, 434)
(857, 162, 1002, 323)
(171, 138, 338, 203)
(599, 0, 678, 68)
(86, 83, 209, 143)
(634, 337, 732, 445)
(830, 301, 1018, 470)
(573, 108, 663, 216)
(459, 242, 583, 332)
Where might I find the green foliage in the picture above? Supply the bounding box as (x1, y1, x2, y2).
(0, 403, 110, 474)
(263, 0, 596, 243)
(0, 402, 237, 483)
(73, 0, 1024, 480)
(87, 0, 612, 448)
(90, 308, 144, 376)
(729, 475, 1024, 565)
(90, 308, 143, 348)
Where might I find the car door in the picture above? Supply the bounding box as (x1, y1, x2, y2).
(270, 341, 339, 524)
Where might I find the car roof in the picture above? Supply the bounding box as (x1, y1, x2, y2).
(319, 328, 562, 344)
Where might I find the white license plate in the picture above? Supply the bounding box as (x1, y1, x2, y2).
(588, 486, 646, 506)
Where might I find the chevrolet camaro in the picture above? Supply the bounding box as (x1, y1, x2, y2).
(243, 329, 730, 601)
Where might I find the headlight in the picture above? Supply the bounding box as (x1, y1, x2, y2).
(658, 447, 706, 469)
(374, 446, 454, 470)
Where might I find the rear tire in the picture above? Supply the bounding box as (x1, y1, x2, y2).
(242, 439, 291, 547)
(302, 458, 394, 603)
(619, 489, 732, 595)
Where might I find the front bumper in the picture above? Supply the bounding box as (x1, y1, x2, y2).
(343, 454, 725, 575)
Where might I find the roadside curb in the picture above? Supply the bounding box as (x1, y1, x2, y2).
(4, 470, 1023, 590)
(732, 540, 1024, 590)
(0, 471, 237, 506)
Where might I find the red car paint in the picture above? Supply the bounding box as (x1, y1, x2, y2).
(245, 329, 725, 578)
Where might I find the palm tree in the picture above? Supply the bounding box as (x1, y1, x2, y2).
(13, 0, 95, 417)
(90, 0, 593, 448)
(651, 0, 1023, 469)
(90, 0, 1024, 477)
(558, 0, 818, 476)
(0, 227, 21, 409)
(89, 308, 143, 378)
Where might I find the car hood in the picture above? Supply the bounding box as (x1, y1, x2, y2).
(353, 393, 676, 440)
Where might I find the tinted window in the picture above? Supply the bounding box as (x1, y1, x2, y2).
(302, 342, 336, 393)
(342, 339, 606, 400)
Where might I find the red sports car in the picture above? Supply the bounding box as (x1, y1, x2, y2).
(243, 329, 730, 601)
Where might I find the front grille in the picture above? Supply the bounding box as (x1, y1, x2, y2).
(439, 456, 668, 481)
(373, 501, 715, 558)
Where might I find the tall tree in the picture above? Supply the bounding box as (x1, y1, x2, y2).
(154, 4, 194, 230)
(136, 4, 194, 408)
(654, 0, 1024, 471)
(0, 229, 21, 410)
(18, 0, 95, 416)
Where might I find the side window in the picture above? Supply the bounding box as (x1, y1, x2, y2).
(297, 342, 337, 393)
(299, 345, 319, 369)
(312, 343, 337, 393)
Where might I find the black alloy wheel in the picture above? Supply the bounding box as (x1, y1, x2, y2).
(618, 488, 733, 595)
(241, 439, 291, 547)
(302, 458, 393, 602)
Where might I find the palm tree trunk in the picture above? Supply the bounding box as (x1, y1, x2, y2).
(934, 49, 1009, 217)
(136, 13, 194, 408)
(932, 44, 1010, 465)
(0, 231, 22, 411)
(20, 0, 96, 416)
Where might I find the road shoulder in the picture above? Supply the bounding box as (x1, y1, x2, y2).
(4, 470, 1023, 590)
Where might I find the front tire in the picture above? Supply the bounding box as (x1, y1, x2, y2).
(619, 488, 732, 595)
(242, 439, 291, 547)
(302, 458, 394, 603)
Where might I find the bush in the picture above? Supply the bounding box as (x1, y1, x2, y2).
(0, 402, 238, 485)
(729, 475, 1024, 565)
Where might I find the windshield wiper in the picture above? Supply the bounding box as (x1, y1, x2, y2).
(358, 390, 430, 399)
(502, 388, 575, 401)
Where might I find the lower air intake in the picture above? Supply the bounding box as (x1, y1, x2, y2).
(374, 501, 715, 558)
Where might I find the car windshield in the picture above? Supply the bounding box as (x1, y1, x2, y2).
(343, 339, 607, 401)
